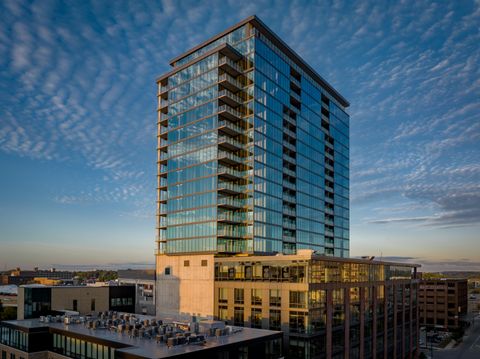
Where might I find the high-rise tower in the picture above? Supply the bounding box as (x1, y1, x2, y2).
(156, 16, 350, 261)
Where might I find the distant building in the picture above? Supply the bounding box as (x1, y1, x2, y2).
(0, 313, 282, 359)
(17, 285, 136, 320)
(419, 278, 468, 330)
(1, 268, 74, 286)
(118, 269, 155, 315)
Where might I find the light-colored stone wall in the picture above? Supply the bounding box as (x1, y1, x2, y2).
(17, 288, 25, 320)
(51, 287, 109, 315)
(156, 254, 215, 319)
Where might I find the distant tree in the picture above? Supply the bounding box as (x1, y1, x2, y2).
(0, 307, 17, 321)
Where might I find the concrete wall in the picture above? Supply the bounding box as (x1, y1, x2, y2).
(50, 287, 110, 314)
(17, 288, 25, 320)
(156, 254, 215, 319)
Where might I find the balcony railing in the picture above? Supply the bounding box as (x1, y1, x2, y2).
(283, 234, 296, 242)
(218, 89, 243, 107)
(218, 197, 246, 208)
(283, 181, 296, 191)
(218, 135, 245, 151)
(218, 226, 252, 238)
(218, 211, 252, 222)
(283, 206, 296, 216)
(283, 220, 296, 229)
(283, 193, 296, 203)
(218, 104, 242, 121)
(218, 165, 245, 179)
(218, 150, 244, 165)
(219, 57, 243, 76)
(283, 141, 296, 152)
(284, 128, 296, 139)
(219, 73, 242, 92)
(218, 181, 245, 193)
(218, 119, 244, 136)
(283, 167, 296, 177)
(283, 154, 296, 164)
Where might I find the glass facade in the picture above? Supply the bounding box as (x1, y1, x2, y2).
(157, 19, 350, 257)
(214, 255, 419, 359)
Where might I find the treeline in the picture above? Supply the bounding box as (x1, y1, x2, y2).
(74, 270, 118, 282)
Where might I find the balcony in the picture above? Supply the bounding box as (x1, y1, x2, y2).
(325, 218, 334, 226)
(283, 141, 296, 152)
(283, 181, 296, 191)
(218, 165, 245, 180)
(325, 151, 334, 161)
(158, 177, 167, 190)
(325, 229, 334, 237)
(283, 153, 296, 165)
(217, 181, 245, 195)
(283, 234, 296, 242)
(283, 193, 296, 203)
(284, 128, 296, 139)
(325, 207, 334, 215)
(290, 90, 301, 103)
(157, 218, 167, 229)
(217, 225, 252, 238)
(218, 89, 243, 108)
(219, 57, 243, 77)
(218, 197, 246, 209)
(158, 191, 167, 204)
(283, 206, 296, 216)
(218, 135, 245, 151)
(283, 220, 296, 230)
(283, 167, 296, 177)
(219, 73, 242, 93)
(218, 211, 251, 223)
(290, 76, 301, 89)
(283, 114, 296, 126)
(218, 104, 242, 122)
(218, 150, 244, 166)
(218, 119, 244, 136)
(325, 196, 334, 204)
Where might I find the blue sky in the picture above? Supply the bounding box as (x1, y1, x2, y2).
(0, 0, 479, 271)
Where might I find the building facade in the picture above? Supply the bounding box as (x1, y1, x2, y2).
(17, 286, 136, 320)
(0, 315, 282, 359)
(418, 279, 468, 331)
(154, 15, 420, 358)
(117, 270, 156, 315)
(214, 251, 420, 359)
(156, 15, 350, 259)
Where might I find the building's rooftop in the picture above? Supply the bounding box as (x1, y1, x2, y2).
(118, 269, 155, 281)
(2, 313, 281, 359)
(159, 15, 349, 107)
(215, 249, 421, 268)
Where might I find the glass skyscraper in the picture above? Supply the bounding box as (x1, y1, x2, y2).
(156, 15, 350, 258)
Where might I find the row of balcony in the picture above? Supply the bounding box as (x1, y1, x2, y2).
(218, 210, 253, 223)
(217, 225, 253, 238)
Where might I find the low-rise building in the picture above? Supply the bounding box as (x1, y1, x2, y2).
(17, 286, 136, 320)
(157, 249, 421, 359)
(419, 278, 468, 330)
(0, 313, 282, 359)
(117, 270, 155, 315)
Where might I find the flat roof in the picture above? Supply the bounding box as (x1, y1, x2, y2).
(162, 15, 349, 108)
(2, 318, 281, 359)
(215, 250, 420, 268)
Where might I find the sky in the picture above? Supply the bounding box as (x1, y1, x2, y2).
(0, 0, 479, 272)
